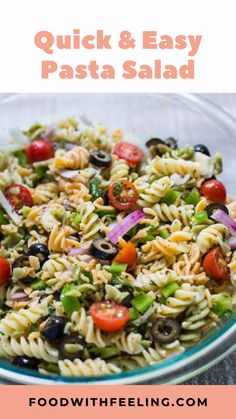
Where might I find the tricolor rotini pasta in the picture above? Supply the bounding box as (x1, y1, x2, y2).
(0, 117, 234, 378)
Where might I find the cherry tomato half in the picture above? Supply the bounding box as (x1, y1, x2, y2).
(200, 179, 226, 204)
(115, 241, 137, 269)
(108, 180, 138, 211)
(0, 256, 11, 285)
(203, 247, 229, 281)
(27, 139, 54, 164)
(89, 301, 130, 332)
(114, 142, 143, 165)
(4, 184, 33, 211)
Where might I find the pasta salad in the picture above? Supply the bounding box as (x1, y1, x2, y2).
(0, 118, 235, 377)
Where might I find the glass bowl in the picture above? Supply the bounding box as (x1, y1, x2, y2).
(0, 93, 235, 385)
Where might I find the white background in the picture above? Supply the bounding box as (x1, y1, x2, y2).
(0, 0, 236, 92)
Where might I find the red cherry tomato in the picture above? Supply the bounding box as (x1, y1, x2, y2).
(200, 179, 226, 204)
(114, 142, 143, 164)
(203, 247, 229, 281)
(0, 256, 11, 285)
(27, 139, 54, 163)
(4, 184, 33, 211)
(115, 241, 137, 269)
(89, 301, 130, 332)
(108, 180, 138, 211)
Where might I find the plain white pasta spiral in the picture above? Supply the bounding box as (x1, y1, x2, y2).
(108, 331, 144, 354)
(196, 223, 229, 254)
(70, 308, 108, 348)
(41, 254, 80, 281)
(0, 335, 58, 362)
(135, 176, 171, 207)
(104, 284, 129, 303)
(109, 158, 129, 183)
(134, 269, 178, 292)
(0, 301, 49, 336)
(145, 204, 194, 225)
(58, 358, 121, 377)
(52, 146, 90, 170)
(78, 201, 101, 244)
(135, 340, 185, 366)
(146, 156, 201, 177)
(180, 286, 211, 344)
(157, 283, 197, 316)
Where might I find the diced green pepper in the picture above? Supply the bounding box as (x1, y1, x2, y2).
(212, 294, 233, 316)
(160, 281, 180, 298)
(31, 280, 47, 290)
(35, 166, 47, 180)
(159, 295, 166, 304)
(22, 207, 31, 218)
(111, 273, 132, 288)
(3, 232, 22, 248)
(138, 234, 155, 243)
(185, 190, 200, 206)
(90, 177, 102, 201)
(194, 211, 208, 224)
(159, 229, 170, 239)
(106, 262, 127, 274)
(131, 292, 154, 313)
(0, 210, 8, 225)
(13, 150, 28, 167)
(73, 211, 81, 226)
(96, 209, 118, 218)
(161, 190, 180, 205)
(129, 307, 139, 321)
(43, 363, 60, 374)
(89, 347, 121, 359)
(60, 283, 80, 315)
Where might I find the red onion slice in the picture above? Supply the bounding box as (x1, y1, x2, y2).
(107, 209, 146, 244)
(212, 209, 236, 236)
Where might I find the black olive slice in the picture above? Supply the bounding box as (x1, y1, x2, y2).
(145, 138, 165, 149)
(90, 238, 118, 260)
(28, 243, 50, 266)
(121, 294, 133, 308)
(12, 255, 30, 269)
(194, 144, 211, 156)
(13, 356, 39, 370)
(89, 150, 112, 167)
(205, 203, 229, 220)
(40, 315, 67, 343)
(151, 318, 181, 344)
(21, 276, 37, 284)
(165, 137, 178, 149)
(59, 334, 85, 360)
(145, 138, 169, 157)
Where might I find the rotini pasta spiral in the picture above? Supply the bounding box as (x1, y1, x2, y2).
(109, 157, 129, 183)
(0, 300, 49, 336)
(146, 156, 201, 177)
(58, 358, 121, 377)
(52, 146, 90, 170)
(196, 223, 229, 254)
(135, 176, 171, 207)
(145, 204, 194, 225)
(0, 335, 58, 362)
